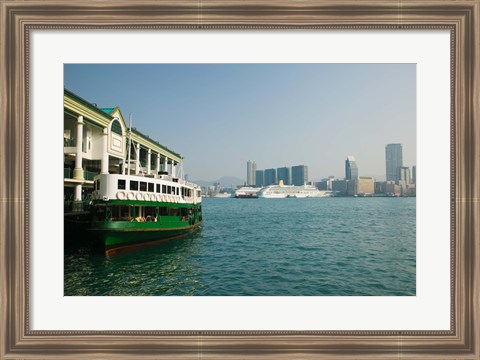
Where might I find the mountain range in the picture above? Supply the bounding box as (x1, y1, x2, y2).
(191, 176, 245, 189)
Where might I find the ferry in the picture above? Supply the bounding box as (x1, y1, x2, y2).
(234, 186, 261, 198)
(258, 181, 331, 198)
(88, 171, 202, 254)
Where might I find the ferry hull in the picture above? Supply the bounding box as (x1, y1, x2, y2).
(89, 221, 202, 254)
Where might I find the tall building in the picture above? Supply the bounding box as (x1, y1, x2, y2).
(264, 168, 277, 185)
(291, 165, 308, 186)
(412, 165, 416, 184)
(255, 170, 265, 187)
(398, 166, 411, 185)
(345, 155, 358, 180)
(277, 167, 291, 185)
(247, 160, 256, 186)
(385, 143, 403, 181)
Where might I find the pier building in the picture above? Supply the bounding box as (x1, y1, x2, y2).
(64, 89, 182, 212)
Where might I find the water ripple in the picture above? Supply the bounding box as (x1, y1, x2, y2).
(65, 197, 416, 296)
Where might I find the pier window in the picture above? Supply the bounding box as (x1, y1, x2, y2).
(117, 179, 126, 190)
(130, 181, 139, 191)
(148, 183, 154, 192)
(156, 184, 160, 193)
(140, 181, 147, 191)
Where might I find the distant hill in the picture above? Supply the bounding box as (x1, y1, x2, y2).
(192, 176, 245, 188)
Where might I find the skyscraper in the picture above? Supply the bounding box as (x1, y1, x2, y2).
(412, 165, 416, 184)
(255, 170, 265, 187)
(398, 166, 411, 184)
(276, 167, 291, 185)
(264, 168, 277, 185)
(291, 165, 308, 186)
(247, 160, 256, 186)
(385, 144, 403, 182)
(345, 155, 358, 180)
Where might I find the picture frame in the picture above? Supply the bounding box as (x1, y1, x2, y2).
(1, 0, 479, 358)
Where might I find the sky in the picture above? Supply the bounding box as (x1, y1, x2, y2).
(64, 64, 416, 182)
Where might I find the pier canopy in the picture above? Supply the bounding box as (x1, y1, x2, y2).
(64, 88, 182, 211)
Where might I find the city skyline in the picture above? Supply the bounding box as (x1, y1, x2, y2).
(64, 64, 416, 181)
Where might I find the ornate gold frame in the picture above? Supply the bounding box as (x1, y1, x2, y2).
(1, 0, 479, 358)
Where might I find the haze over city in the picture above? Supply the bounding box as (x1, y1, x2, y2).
(64, 63, 416, 182)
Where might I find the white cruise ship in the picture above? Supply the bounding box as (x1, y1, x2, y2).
(258, 181, 331, 198)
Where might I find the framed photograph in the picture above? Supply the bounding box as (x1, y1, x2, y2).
(1, 0, 479, 359)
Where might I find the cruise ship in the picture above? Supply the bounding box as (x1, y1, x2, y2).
(258, 181, 331, 198)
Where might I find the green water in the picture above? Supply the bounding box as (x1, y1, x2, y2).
(64, 197, 416, 296)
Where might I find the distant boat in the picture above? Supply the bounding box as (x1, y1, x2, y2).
(212, 192, 232, 198)
(258, 181, 331, 198)
(235, 186, 260, 199)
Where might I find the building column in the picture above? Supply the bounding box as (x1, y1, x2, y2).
(72, 115, 84, 211)
(101, 127, 109, 174)
(164, 157, 168, 174)
(135, 143, 140, 174)
(73, 115, 84, 181)
(156, 154, 160, 175)
(171, 161, 176, 177)
(147, 149, 151, 175)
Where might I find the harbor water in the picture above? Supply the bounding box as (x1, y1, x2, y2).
(64, 197, 416, 296)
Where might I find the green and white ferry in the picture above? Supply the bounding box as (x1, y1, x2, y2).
(89, 171, 202, 254)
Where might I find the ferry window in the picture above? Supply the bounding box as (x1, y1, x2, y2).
(118, 179, 126, 190)
(143, 206, 157, 221)
(159, 207, 168, 216)
(156, 184, 160, 193)
(140, 182, 147, 191)
(176, 187, 179, 195)
(120, 206, 131, 221)
(148, 183, 154, 192)
(167, 186, 171, 194)
(130, 181, 138, 191)
(162, 185, 166, 193)
(134, 206, 140, 218)
(171, 208, 178, 216)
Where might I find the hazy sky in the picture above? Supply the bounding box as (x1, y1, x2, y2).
(64, 64, 416, 182)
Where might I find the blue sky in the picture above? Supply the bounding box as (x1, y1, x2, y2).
(64, 64, 416, 182)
